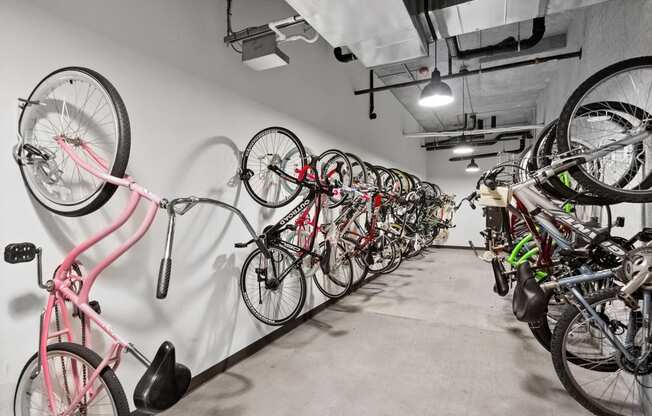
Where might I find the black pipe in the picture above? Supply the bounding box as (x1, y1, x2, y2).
(334, 47, 356, 63)
(424, 131, 532, 150)
(491, 115, 497, 128)
(426, 140, 497, 151)
(423, 0, 437, 43)
(353, 49, 582, 95)
(451, 17, 545, 61)
(369, 70, 377, 119)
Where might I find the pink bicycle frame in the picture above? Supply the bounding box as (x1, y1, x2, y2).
(38, 138, 163, 414)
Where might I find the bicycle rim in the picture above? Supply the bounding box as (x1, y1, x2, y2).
(18, 67, 130, 216)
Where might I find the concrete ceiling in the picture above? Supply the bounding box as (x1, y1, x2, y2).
(373, 10, 579, 132)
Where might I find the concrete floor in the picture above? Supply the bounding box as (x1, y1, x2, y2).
(164, 248, 590, 416)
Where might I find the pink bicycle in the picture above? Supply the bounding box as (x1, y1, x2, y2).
(8, 67, 261, 415)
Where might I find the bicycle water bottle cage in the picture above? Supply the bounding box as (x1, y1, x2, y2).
(4, 243, 37, 264)
(512, 262, 551, 323)
(134, 341, 191, 414)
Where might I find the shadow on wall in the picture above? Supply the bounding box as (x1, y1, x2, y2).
(8, 134, 249, 363)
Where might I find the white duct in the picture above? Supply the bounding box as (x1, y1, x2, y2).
(284, 0, 426, 67)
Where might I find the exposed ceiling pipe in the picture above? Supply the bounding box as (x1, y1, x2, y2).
(448, 17, 546, 61)
(334, 47, 357, 63)
(448, 136, 528, 160)
(353, 50, 581, 95)
(423, 130, 531, 150)
(224, 15, 306, 43)
(423, 133, 488, 150)
(405, 124, 544, 139)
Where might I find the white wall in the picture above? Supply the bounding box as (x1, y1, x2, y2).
(427, 143, 524, 247)
(0, 0, 425, 411)
(428, 0, 652, 246)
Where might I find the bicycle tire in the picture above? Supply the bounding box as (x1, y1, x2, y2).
(14, 342, 129, 416)
(557, 57, 652, 203)
(550, 288, 635, 416)
(241, 126, 308, 208)
(318, 149, 352, 207)
(239, 245, 307, 326)
(313, 242, 353, 299)
(18, 67, 130, 217)
(345, 152, 368, 188)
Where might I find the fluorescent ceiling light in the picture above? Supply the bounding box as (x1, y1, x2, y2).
(453, 145, 474, 155)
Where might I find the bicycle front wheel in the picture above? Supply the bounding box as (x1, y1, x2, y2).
(550, 288, 649, 416)
(14, 342, 129, 416)
(241, 127, 307, 208)
(557, 57, 652, 203)
(313, 242, 353, 299)
(18, 67, 130, 216)
(240, 246, 306, 326)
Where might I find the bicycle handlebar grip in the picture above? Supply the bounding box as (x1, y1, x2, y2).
(157, 257, 172, 299)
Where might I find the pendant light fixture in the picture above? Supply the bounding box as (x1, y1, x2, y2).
(419, 42, 454, 107)
(465, 158, 479, 173)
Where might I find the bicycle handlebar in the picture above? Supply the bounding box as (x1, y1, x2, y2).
(455, 191, 478, 211)
(156, 196, 264, 299)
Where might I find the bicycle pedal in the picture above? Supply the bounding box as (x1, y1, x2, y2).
(4, 242, 38, 264)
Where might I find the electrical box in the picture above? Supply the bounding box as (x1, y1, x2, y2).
(242, 33, 289, 71)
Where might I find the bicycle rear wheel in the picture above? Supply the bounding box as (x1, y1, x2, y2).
(317, 149, 352, 207)
(390, 168, 412, 195)
(551, 288, 644, 416)
(363, 162, 382, 189)
(313, 242, 353, 299)
(14, 342, 129, 416)
(18, 67, 130, 216)
(240, 246, 306, 326)
(557, 57, 652, 203)
(375, 165, 400, 194)
(345, 152, 368, 188)
(241, 127, 308, 208)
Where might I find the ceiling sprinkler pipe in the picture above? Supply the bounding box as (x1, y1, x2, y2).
(450, 17, 545, 60)
(406, 124, 544, 138)
(353, 50, 581, 95)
